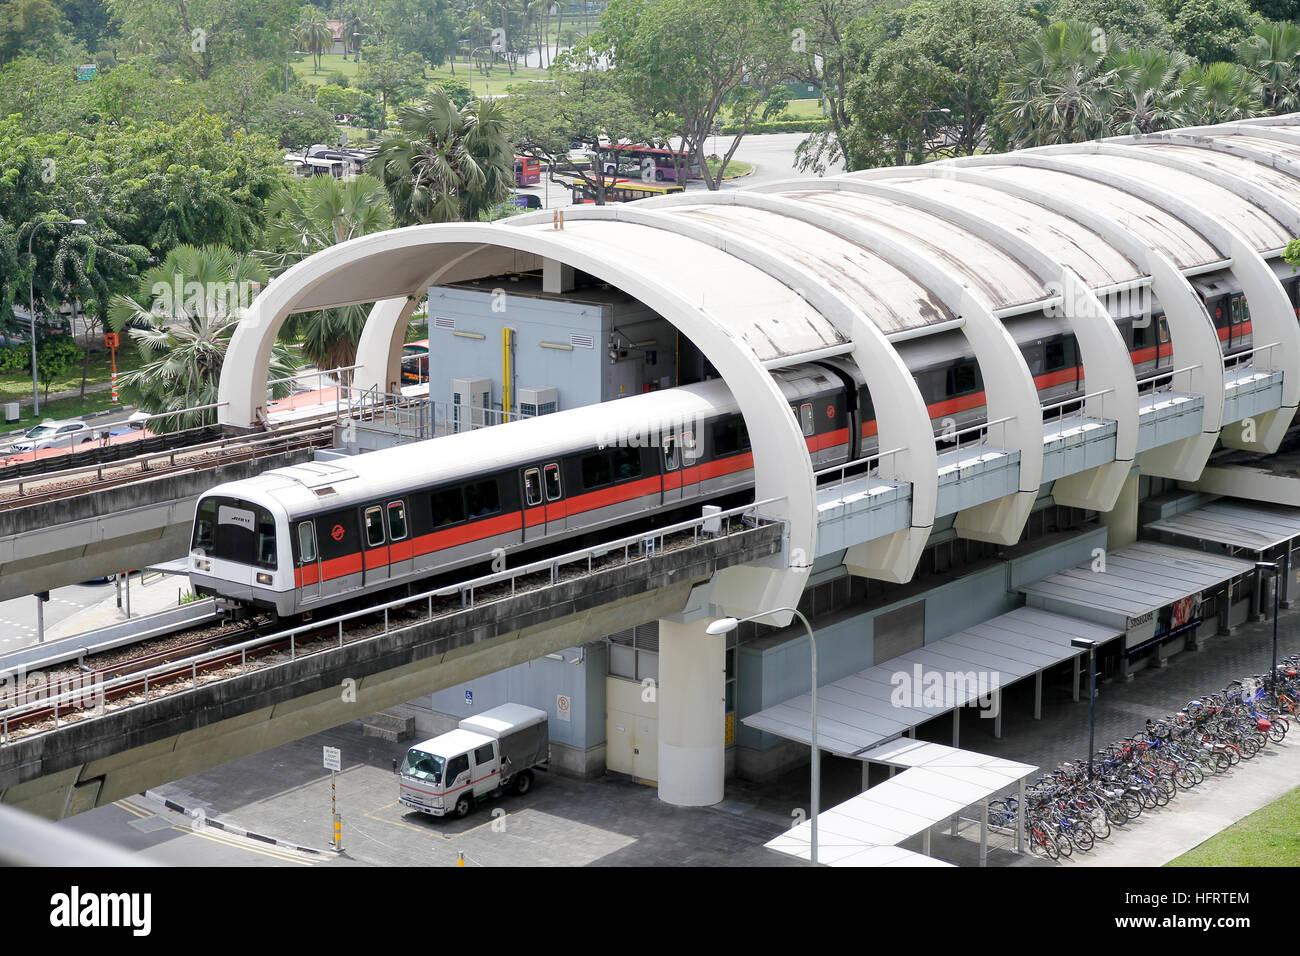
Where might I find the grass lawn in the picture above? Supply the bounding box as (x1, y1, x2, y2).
(1166, 785, 1300, 866)
(705, 158, 754, 180)
(0, 348, 144, 407)
(778, 98, 825, 120)
(293, 53, 550, 97)
(4, 390, 127, 431)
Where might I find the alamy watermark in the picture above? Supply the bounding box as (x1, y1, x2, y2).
(889, 664, 1000, 718)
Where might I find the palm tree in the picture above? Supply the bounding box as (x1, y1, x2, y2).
(260, 175, 396, 375)
(107, 245, 298, 431)
(372, 88, 514, 225)
(297, 7, 335, 74)
(1110, 47, 1192, 135)
(995, 21, 1124, 148)
(1181, 62, 1263, 126)
(1238, 22, 1300, 115)
(344, 11, 366, 60)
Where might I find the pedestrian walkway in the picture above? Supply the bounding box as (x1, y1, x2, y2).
(41, 572, 192, 645)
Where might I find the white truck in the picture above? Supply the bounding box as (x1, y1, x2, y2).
(397, 703, 549, 819)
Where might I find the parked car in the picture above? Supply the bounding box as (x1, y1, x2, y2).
(10, 419, 97, 453)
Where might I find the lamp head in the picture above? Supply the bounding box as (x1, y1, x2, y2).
(705, 617, 739, 636)
(69, 219, 87, 226)
(1070, 637, 1098, 650)
(1255, 560, 1279, 574)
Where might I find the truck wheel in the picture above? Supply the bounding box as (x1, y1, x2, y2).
(514, 770, 534, 795)
(454, 794, 472, 818)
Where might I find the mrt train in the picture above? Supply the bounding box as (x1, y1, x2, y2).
(189, 272, 1300, 618)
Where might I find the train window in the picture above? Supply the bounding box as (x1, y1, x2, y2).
(431, 487, 465, 528)
(364, 506, 385, 547)
(524, 468, 542, 507)
(1132, 321, 1149, 350)
(664, 438, 679, 471)
(387, 501, 407, 540)
(581, 452, 612, 489)
(256, 510, 277, 568)
(1045, 341, 1067, 371)
(297, 522, 316, 563)
(1232, 297, 1241, 323)
(464, 479, 500, 518)
(1241, 298, 1251, 322)
(544, 463, 562, 500)
(712, 418, 750, 456)
(800, 403, 814, 437)
(859, 387, 875, 422)
(1158, 317, 1170, 343)
(193, 498, 216, 551)
(612, 447, 641, 481)
(946, 362, 978, 396)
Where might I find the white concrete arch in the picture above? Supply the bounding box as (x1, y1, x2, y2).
(544, 199, 939, 584)
(1088, 142, 1300, 237)
(219, 223, 821, 608)
(975, 150, 1300, 455)
(637, 188, 1045, 547)
(1127, 131, 1300, 183)
(751, 175, 1140, 511)
(902, 162, 1227, 482)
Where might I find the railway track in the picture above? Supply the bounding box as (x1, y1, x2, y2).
(0, 421, 334, 509)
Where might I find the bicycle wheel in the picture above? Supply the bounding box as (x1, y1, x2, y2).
(1069, 823, 1095, 852)
(1270, 722, 1287, 743)
(1238, 735, 1260, 759)
(1175, 766, 1198, 790)
(1090, 808, 1112, 841)
(1030, 829, 1058, 861)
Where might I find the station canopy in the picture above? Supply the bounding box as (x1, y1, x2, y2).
(742, 606, 1119, 757)
(1145, 500, 1300, 554)
(1019, 540, 1254, 623)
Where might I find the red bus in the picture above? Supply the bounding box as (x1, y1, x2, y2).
(513, 155, 541, 186)
(595, 145, 698, 182)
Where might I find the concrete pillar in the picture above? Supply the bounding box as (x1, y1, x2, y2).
(542, 258, 575, 294)
(1100, 468, 1139, 551)
(657, 616, 725, 807)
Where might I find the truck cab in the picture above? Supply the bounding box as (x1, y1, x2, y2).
(398, 704, 548, 819)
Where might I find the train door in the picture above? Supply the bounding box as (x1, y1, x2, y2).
(678, 426, 701, 501)
(662, 436, 683, 504)
(1231, 296, 1251, 351)
(386, 499, 413, 578)
(295, 520, 321, 604)
(362, 503, 390, 585)
(543, 461, 565, 534)
(1154, 314, 1171, 371)
(522, 465, 547, 542)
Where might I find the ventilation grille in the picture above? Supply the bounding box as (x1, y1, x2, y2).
(434, 316, 456, 330)
(569, 332, 595, 349)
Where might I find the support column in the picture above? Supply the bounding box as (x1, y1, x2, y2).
(993, 691, 1003, 739)
(1100, 468, 1139, 551)
(1034, 671, 1042, 720)
(657, 616, 725, 807)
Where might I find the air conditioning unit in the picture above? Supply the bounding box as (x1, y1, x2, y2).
(518, 385, 559, 417)
(451, 377, 492, 431)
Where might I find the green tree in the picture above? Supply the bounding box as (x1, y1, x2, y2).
(296, 5, 334, 74)
(372, 87, 514, 224)
(1238, 21, 1300, 113)
(107, 245, 298, 430)
(506, 48, 660, 203)
(1109, 46, 1193, 134)
(843, 34, 953, 168)
(374, 0, 458, 67)
(34, 334, 81, 403)
(601, 0, 801, 188)
(104, 0, 299, 80)
(262, 174, 394, 374)
(993, 20, 1124, 148)
(252, 94, 335, 148)
(1181, 61, 1262, 123)
(357, 48, 429, 129)
(0, 0, 68, 67)
(1053, 0, 1173, 50)
(1158, 0, 1256, 65)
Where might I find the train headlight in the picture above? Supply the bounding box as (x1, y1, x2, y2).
(256, 572, 273, 585)
(194, 558, 211, 571)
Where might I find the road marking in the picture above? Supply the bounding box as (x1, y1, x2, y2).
(363, 801, 508, 839)
(115, 799, 151, 819)
(170, 824, 318, 866)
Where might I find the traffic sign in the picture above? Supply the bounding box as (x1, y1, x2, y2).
(323, 746, 341, 772)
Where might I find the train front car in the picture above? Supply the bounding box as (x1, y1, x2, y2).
(189, 485, 296, 618)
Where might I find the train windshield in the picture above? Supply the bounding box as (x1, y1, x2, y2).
(400, 749, 444, 784)
(192, 496, 278, 570)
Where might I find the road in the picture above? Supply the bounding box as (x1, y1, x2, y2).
(0, 580, 119, 650)
(515, 130, 845, 210)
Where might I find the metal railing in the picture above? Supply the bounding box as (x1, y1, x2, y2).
(266, 364, 361, 394)
(814, 446, 907, 492)
(935, 415, 1015, 456)
(336, 386, 543, 444)
(1040, 387, 1115, 432)
(0, 498, 786, 741)
(1137, 362, 1201, 396)
(1223, 341, 1281, 373)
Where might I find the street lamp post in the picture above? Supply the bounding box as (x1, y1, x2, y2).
(1070, 637, 1098, 778)
(1256, 561, 1281, 693)
(708, 607, 818, 864)
(27, 217, 86, 418)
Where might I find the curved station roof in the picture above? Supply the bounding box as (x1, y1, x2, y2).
(220, 115, 1300, 605)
